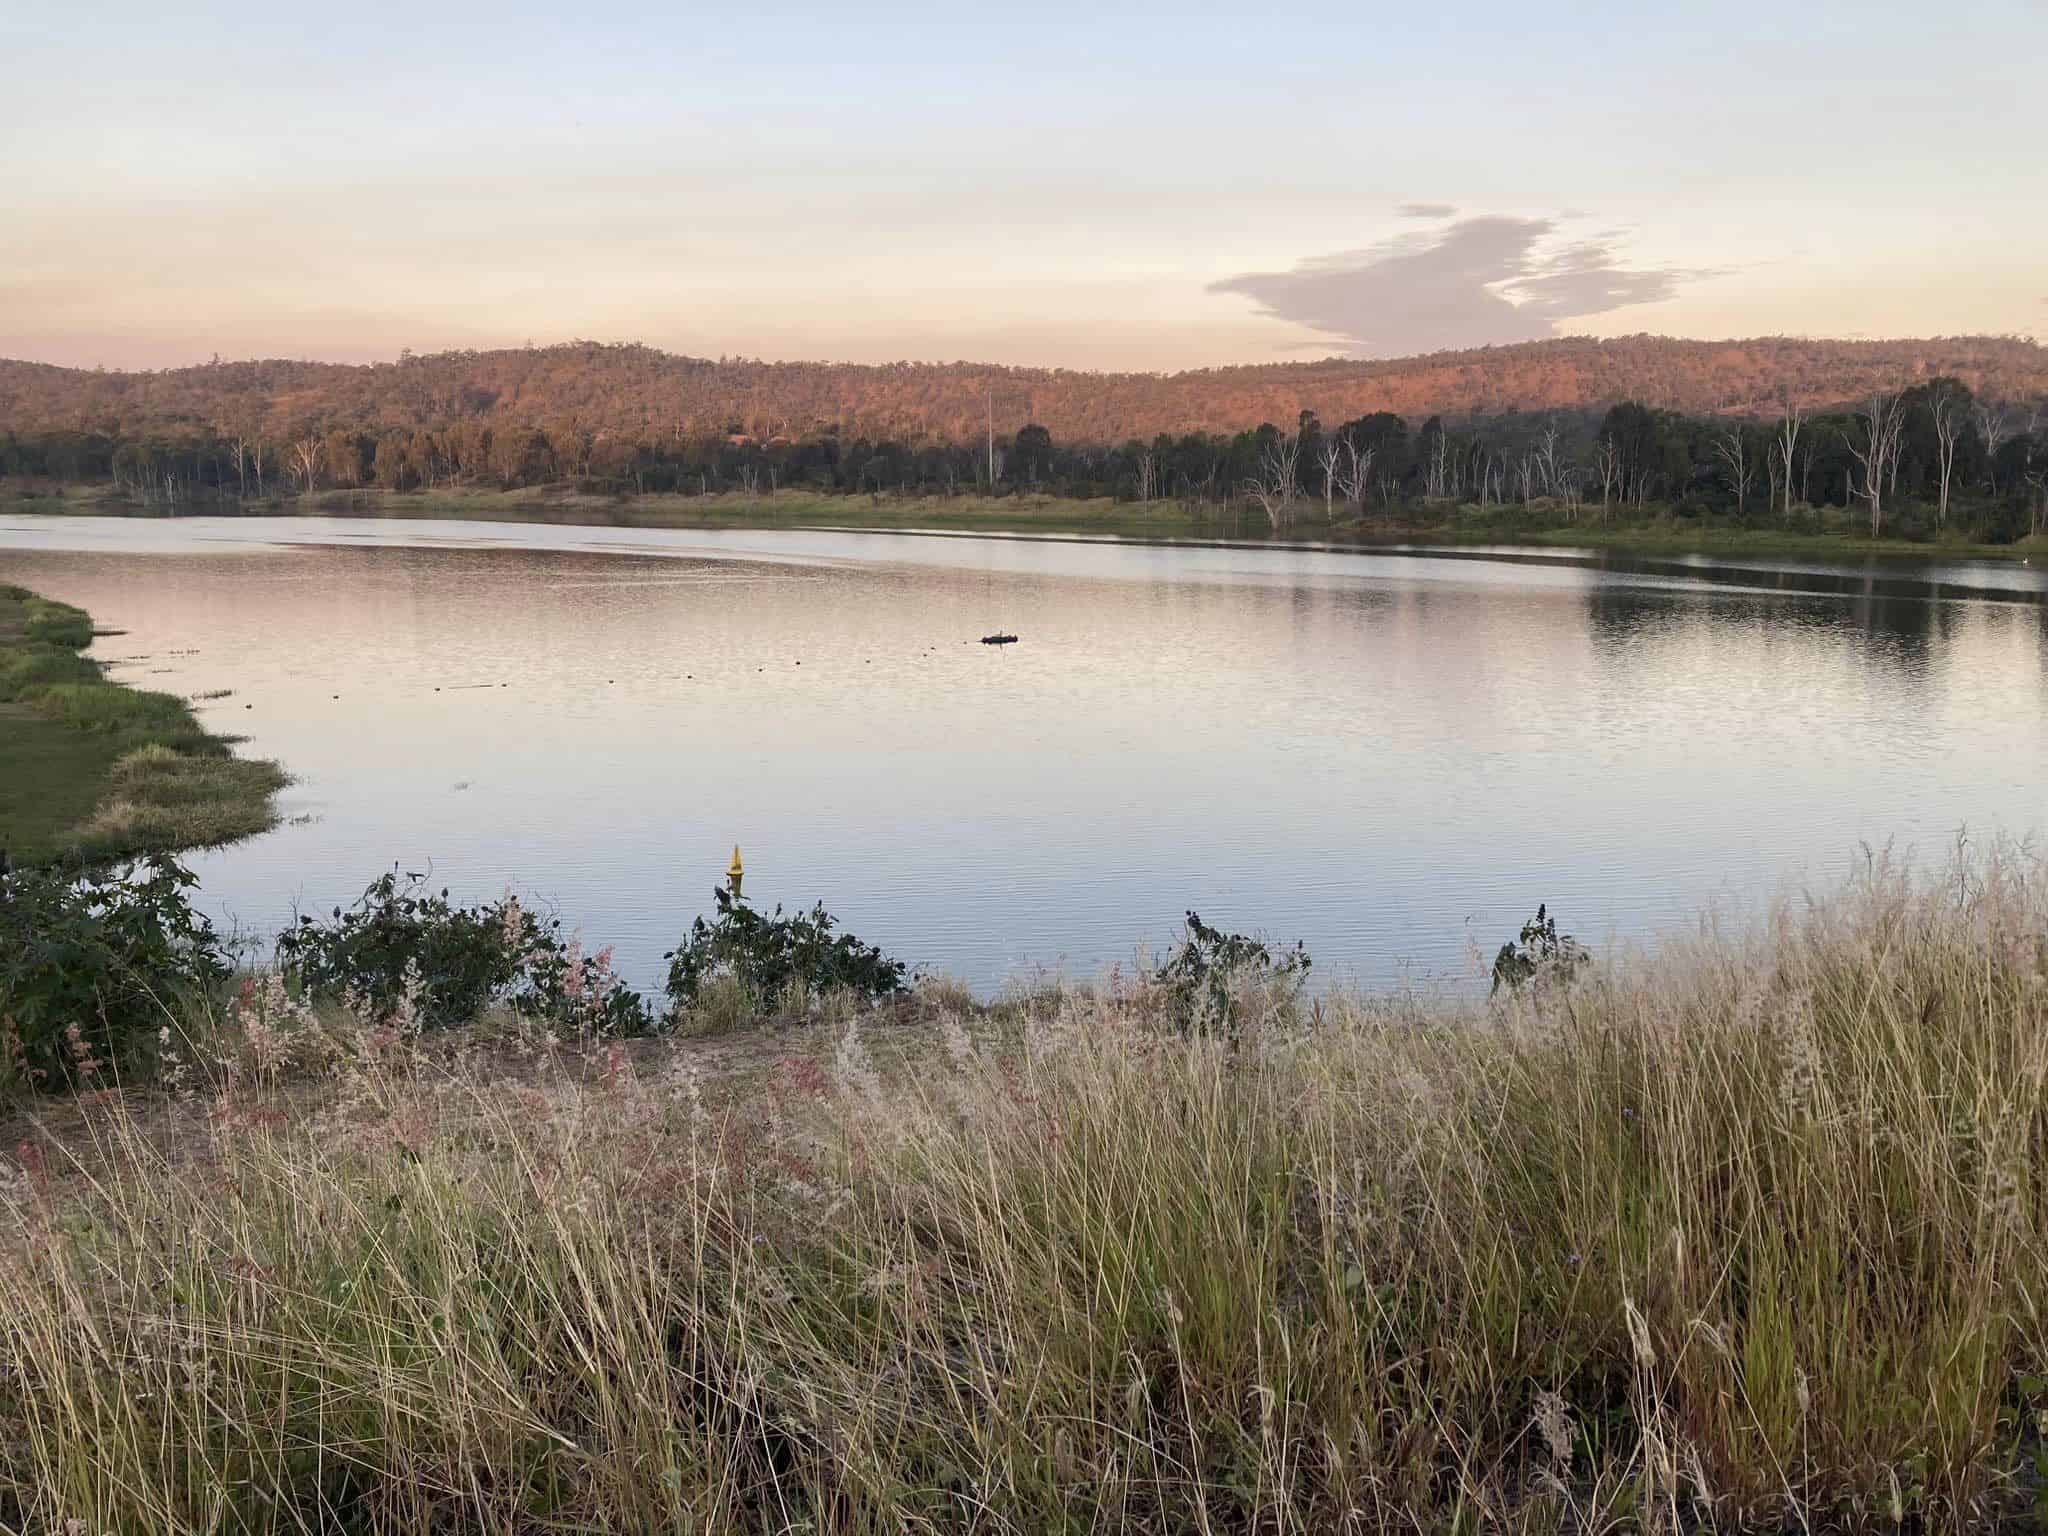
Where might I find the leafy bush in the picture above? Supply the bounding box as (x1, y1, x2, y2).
(1152, 910, 1310, 1036)
(1490, 902, 1589, 995)
(0, 858, 228, 1088)
(664, 887, 906, 1016)
(276, 869, 650, 1037)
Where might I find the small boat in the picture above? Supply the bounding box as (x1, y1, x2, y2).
(980, 633, 1019, 646)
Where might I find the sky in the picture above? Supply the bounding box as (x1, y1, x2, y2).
(3, 0, 2043, 373)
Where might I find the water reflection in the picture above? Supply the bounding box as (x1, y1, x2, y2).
(1, 516, 2043, 993)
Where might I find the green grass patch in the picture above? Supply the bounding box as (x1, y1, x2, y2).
(286, 485, 1226, 540)
(20, 599, 94, 647)
(1495, 521, 2048, 563)
(68, 746, 288, 860)
(24, 680, 209, 739)
(0, 585, 285, 866)
(0, 642, 100, 697)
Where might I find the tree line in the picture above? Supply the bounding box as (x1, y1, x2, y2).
(5, 377, 2044, 542)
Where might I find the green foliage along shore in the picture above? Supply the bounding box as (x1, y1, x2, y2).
(0, 584, 286, 866)
(3, 848, 2048, 1530)
(8, 367, 2047, 551)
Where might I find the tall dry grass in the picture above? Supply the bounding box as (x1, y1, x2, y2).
(3, 848, 2047, 1532)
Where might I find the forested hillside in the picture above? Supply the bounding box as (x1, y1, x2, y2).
(4, 335, 2045, 446)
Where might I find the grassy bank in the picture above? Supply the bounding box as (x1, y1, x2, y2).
(1498, 522, 2046, 563)
(11, 483, 1223, 540)
(16, 482, 2044, 562)
(0, 585, 286, 865)
(4, 850, 2048, 1530)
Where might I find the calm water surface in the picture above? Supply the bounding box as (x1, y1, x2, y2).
(4, 515, 2045, 993)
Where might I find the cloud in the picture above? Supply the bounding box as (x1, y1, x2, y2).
(1397, 201, 1457, 219)
(1209, 215, 1696, 356)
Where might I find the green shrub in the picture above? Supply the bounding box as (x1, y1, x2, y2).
(276, 869, 651, 1036)
(1152, 909, 1310, 1035)
(664, 887, 905, 1015)
(0, 859, 228, 1088)
(1489, 902, 1588, 994)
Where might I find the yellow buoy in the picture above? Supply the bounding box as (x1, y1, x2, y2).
(727, 845, 745, 899)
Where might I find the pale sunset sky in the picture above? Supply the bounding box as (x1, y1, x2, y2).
(3, 0, 2041, 372)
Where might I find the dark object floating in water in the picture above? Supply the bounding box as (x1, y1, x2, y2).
(980, 633, 1019, 646)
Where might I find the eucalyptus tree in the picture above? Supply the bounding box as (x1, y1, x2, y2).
(1924, 380, 1969, 529)
(1846, 391, 1908, 536)
(1773, 397, 1803, 516)
(1713, 427, 1756, 515)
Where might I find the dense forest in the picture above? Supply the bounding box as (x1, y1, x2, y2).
(6, 383, 2044, 544)
(4, 337, 2045, 543)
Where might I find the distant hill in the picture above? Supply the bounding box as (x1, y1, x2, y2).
(3, 335, 2044, 446)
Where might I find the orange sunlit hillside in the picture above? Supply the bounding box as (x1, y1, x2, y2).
(5, 335, 2044, 447)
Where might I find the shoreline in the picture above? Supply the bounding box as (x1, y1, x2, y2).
(0, 584, 286, 866)
(11, 485, 2044, 565)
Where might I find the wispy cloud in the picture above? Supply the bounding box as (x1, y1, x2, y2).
(1210, 215, 1699, 356)
(1397, 201, 1457, 219)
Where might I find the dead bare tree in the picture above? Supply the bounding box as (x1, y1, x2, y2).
(1337, 438, 1375, 516)
(1927, 383, 1965, 530)
(1317, 438, 1344, 521)
(1424, 427, 1451, 501)
(289, 437, 321, 495)
(1133, 447, 1158, 503)
(1534, 423, 1563, 497)
(1516, 452, 1536, 506)
(1469, 446, 1504, 508)
(1773, 398, 1803, 518)
(1470, 443, 1499, 508)
(1557, 466, 1584, 520)
(1713, 428, 1755, 516)
(1974, 400, 2011, 494)
(1592, 436, 1621, 521)
(1244, 433, 1301, 532)
(1846, 391, 1907, 537)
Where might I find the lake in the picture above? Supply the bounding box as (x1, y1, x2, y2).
(4, 514, 2045, 995)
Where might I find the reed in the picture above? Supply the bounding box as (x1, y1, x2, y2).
(3, 847, 2046, 1531)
